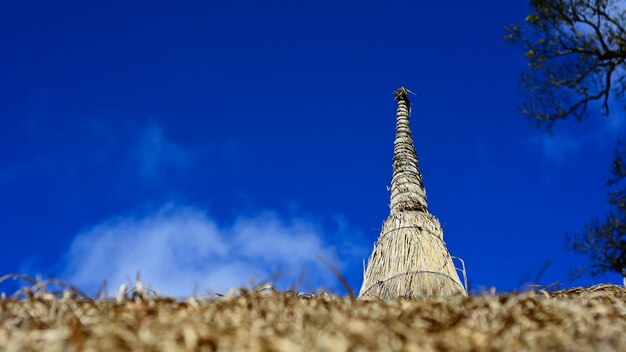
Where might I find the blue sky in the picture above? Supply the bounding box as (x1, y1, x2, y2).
(1, 0, 625, 296)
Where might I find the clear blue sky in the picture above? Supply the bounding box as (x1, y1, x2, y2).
(1, 0, 624, 296)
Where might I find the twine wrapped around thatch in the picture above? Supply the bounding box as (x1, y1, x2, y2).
(359, 87, 466, 299)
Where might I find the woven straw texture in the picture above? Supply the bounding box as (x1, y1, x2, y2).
(1, 285, 625, 351)
(359, 88, 466, 299)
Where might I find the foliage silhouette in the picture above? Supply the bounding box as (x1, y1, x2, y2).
(507, 0, 626, 281)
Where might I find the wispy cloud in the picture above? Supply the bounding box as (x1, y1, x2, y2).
(532, 111, 626, 163)
(532, 133, 582, 163)
(61, 205, 363, 296)
(132, 125, 192, 178)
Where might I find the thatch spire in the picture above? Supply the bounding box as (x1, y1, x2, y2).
(359, 87, 466, 299)
(390, 87, 428, 214)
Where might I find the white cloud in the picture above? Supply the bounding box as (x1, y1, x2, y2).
(132, 124, 192, 178)
(61, 205, 357, 296)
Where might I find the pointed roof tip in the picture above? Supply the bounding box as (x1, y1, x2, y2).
(394, 87, 413, 103)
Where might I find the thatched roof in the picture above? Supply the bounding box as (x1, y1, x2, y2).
(359, 87, 466, 299)
(1, 284, 625, 351)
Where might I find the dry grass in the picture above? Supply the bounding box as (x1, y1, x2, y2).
(360, 211, 466, 299)
(1, 282, 625, 351)
(359, 94, 466, 299)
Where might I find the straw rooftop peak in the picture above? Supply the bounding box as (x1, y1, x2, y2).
(358, 87, 466, 299)
(394, 87, 411, 104)
(390, 86, 427, 214)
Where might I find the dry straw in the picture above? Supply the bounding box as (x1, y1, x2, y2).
(359, 88, 466, 299)
(1, 282, 625, 351)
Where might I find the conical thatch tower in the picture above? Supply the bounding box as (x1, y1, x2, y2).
(359, 87, 466, 299)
